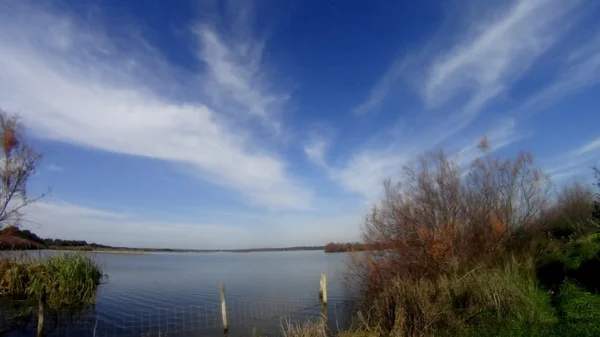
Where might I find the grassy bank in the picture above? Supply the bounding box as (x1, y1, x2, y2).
(0, 253, 103, 310)
(285, 257, 600, 336)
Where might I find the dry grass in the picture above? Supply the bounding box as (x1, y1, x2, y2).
(340, 257, 557, 336)
(282, 317, 328, 337)
(282, 316, 383, 337)
(367, 261, 544, 336)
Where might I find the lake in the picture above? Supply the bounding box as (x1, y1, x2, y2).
(3, 250, 354, 337)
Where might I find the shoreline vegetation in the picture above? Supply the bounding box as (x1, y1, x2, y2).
(0, 253, 103, 336)
(0, 112, 103, 336)
(283, 145, 600, 337)
(0, 226, 325, 253)
(0, 254, 103, 308)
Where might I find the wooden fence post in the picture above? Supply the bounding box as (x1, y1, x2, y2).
(319, 273, 328, 304)
(319, 273, 329, 330)
(220, 283, 228, 335)
(37, 288, 45, 337)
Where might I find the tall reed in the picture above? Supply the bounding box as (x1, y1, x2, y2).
(0, 253, 103, 310)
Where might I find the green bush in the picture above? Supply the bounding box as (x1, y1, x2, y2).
(552, 282, 600, 336)
(535, 233, 600, 293)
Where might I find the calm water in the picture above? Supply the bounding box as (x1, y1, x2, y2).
(3, 250, 353, 337)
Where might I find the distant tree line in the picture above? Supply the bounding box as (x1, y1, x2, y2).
(42, 238, 111, 248)
(0, 226, 328, 252)
(232, 246, 324, 253)
(0, 226, 112, 250)
(324, 241, 372, 253)
(0, 226, 43, 243)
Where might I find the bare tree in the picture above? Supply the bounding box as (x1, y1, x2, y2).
(540, 182, 597, 239)
(0, 110, 44, 228)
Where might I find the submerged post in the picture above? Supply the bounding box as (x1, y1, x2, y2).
(37, 289, 45, 337)
(220, 283, 228, 334)
(319, 273, 328, 304)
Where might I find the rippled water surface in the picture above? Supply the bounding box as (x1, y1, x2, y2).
(4, 250, 352, 337)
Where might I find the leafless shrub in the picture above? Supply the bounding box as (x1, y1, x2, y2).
(359, 145, 549, 280)
(346, 141, 552, 316)
(541, 182, 597, 240)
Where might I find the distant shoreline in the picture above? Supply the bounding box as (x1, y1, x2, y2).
(0, 241, 326, 254)
(1, 227, 332, 253)
(57, 246, 326, 253)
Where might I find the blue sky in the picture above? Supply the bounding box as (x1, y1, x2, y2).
(1, 0, 599, 249)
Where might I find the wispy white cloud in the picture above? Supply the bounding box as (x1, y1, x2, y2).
(304, 137, 329, 167)
(352, 57, 411, 115)
(424, 0, 579, 113)
(353, 0, 581, 118)
(547, 163, 589, 183)
(332, 118, 521, 201)
(572, 137, 600, 156)
(342, 0, 579, 199)
(45, 164, 65, 172)
(331, 150, 407, 201)
(545, 137, 600, 183)
(32, 201, 127, 219)
(194, 7, 289, 133)
(0, 1, 311, 210)
(519, 31, 600, 116)
(341, 0, 584, 201)
(22, 201, 361, 248)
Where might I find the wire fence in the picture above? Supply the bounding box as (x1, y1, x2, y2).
(1, 296, 351, 337)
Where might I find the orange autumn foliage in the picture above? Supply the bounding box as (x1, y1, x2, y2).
(490, 213, 507, 239)
(416, 224, 455, 262)
(2, 126, 17, 155)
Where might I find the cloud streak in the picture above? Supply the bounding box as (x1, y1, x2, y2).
(353, 0, 582, 117)
(340, 0, 584, 201)
(545, 136, 600, 183)
(352, 57, 411, 115)
(0, 1, 311, 210)
(573, 137, 600, 156)
(304, 137, 329, 167)
(46, 164, 65, 172)
(424, 0, 580, 112)
(195, 14, 289, 133)
(519, 31, 600, 116)
(332, 118, 521, 201)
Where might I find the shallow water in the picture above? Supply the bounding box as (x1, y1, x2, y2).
(2, 250, 353, 337)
